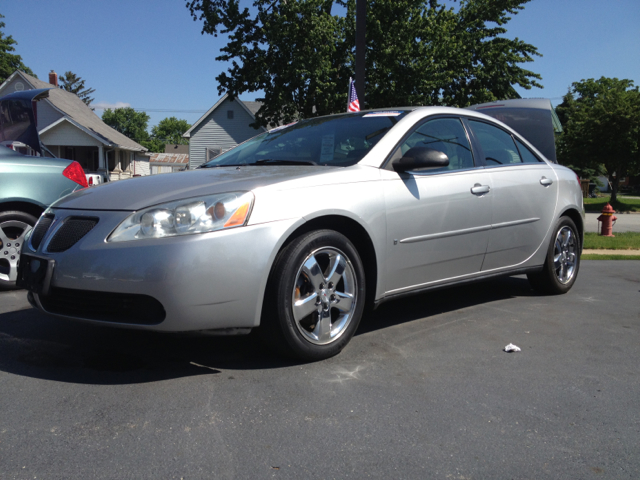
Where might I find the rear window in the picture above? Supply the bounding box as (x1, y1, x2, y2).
(0, 98, 33, 146)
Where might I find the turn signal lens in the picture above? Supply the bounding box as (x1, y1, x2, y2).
(224, 201, 250, 227)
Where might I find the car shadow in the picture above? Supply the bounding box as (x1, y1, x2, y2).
(358, 275, 537, 335)
(0, 276, 536, 385)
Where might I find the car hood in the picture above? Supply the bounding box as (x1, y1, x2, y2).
(52, 166, 341, 211)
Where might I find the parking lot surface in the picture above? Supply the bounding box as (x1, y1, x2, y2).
(1, 261, 639, 479)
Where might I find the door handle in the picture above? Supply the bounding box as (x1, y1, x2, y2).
(471, 183, 490, 195)
(540, 176, 553, 186)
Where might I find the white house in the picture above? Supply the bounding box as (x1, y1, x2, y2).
(0, 70, 149, 180)
(182, 94, 266, 170)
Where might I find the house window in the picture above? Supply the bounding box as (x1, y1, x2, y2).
(206, 147, 222, 162)
(227, 110, 234, 120)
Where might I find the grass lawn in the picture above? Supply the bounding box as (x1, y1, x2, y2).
(583, 196, 640, 212)
(583, 232, 640, 250)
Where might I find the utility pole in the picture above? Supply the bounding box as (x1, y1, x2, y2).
(355, 0, 366, 108)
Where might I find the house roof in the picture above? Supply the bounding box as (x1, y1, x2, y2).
(242, 101, 262, 116)
(164, 144, 189, 154)
(0, 70, 147, 152)
(149, 152, 189, 165)
(182, 93, 266, 138)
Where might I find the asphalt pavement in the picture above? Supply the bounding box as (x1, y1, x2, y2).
(1, 261, 639, 479)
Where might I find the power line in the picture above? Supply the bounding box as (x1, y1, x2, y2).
(131, 108, 207, 113)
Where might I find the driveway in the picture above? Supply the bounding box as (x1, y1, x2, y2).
(1, 261, 639, 479)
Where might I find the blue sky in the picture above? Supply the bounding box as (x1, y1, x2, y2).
(2, 0, 639, 129)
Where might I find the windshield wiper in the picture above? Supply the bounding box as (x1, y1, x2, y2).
(253, 159, 318, 166)
(198, 159, 318, 168)
(198, 163, 247, 168)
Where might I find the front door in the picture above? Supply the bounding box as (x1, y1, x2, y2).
(382, 117, 493, 295)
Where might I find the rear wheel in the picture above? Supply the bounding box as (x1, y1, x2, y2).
(0, 211, 37, 290)
(260, 230, 366, 361)
(527, 216, 580, 295)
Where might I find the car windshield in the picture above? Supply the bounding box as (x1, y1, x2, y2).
(200, 111, 410, 168)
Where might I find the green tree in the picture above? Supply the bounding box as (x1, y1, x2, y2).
(138, 117, 191, 153)
(102, 107, 150, 145)
(556, 77, 640, 203)
(140, 137, 165, 153)
(0, 14, 35, 84)
(187, 0, 541, 127)
(59, 70, 95, 106)
(151, 117, 191, 145)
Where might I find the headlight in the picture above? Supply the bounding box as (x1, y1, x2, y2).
(108, 192, 254, 242)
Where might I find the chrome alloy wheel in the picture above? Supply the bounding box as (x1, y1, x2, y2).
(553, 226, 578, 284)
(0, 220, 32, 283)
(291, 247, 358, 345)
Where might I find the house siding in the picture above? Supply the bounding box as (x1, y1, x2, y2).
(188, 98, 264, 169)
(1, 75, 27, 95)
(133, 156, 151, 176)
(40, 121, 103, 147)
(36, 101, 64, 130)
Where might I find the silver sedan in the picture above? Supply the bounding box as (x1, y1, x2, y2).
(18, 107, 584, 360)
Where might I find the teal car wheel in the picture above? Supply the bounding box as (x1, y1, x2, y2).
(0, 211, 37, 289)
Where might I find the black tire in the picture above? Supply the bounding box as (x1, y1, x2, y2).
(0, 210, 38, 290)
(260, 230, 366, 361)
(527, 216, 581, 295)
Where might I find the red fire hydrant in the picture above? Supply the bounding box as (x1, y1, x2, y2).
(597, 203, 617, 237)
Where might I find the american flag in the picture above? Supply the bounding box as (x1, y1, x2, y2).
(348, 78, 360, 112)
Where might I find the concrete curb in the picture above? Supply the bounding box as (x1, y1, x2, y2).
(582, 249, 640, 256)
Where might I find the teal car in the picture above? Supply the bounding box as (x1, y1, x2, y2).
(0, 89, 87, 289)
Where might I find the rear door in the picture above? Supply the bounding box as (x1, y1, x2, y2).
(466, 119, 558, 271)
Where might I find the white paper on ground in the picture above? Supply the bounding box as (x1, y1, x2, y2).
(504, 343, 521, 352)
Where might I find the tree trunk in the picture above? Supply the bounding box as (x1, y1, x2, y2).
(610, 175, 619, 203)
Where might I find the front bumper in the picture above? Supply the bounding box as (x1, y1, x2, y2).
(23, 208, 298, 331)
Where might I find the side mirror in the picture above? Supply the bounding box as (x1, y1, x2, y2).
(392, 147, 449, 173)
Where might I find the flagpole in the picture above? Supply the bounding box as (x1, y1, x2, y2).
(347, 78, 352, 112)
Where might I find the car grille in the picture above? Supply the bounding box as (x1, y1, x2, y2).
(30, 214, 54, 250)
(47, 218, 98, 252)
(39, 287, 166, 325)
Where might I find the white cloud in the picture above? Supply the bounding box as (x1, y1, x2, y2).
(91, 101, 131, 111)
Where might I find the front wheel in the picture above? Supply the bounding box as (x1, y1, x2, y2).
(527, 216, 581, 295)
(0, 211, 38, 290)
(260, 230, 366, 361)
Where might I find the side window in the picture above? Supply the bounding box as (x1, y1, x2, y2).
(468, 120, 522, 165)
(392, 117, 475, 172)
(515, 138, 542, 163)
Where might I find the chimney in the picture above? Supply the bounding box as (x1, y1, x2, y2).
(49, 70, 58, 87)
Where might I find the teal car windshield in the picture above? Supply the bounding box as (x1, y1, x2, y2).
(201, 111, 410, 168)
